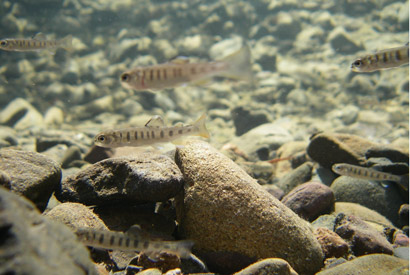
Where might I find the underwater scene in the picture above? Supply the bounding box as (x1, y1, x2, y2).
(0, 0, 409, 274)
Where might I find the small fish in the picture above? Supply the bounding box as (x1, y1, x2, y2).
(75, 226, 193, 259)
(351, 43, 409, 72)
(0, 33, 72, 54)
(332, 163, 408, 191)
(94, 113, 209, 148)
(120, 44, 253, 91)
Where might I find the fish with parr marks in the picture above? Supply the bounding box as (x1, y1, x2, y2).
(0, 33, 72, 55)
(120, 44, 253, 91)
(94, 113, 209, 148)
(351, 43, 409, 72)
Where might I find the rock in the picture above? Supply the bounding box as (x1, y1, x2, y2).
(399, 204, 409, 226)
(45, 202, 107, 230)
(180, 253, 209, 274)
(314, 227, 349, 259)
(312, 214, 337, 231)
(61, 146, 83, 169)
(316, 254, 408, 275)
(233, 258, 297, 275)
(0, 126, 18, 148)
(230, 123, 293, 161)
(174, 140, 324, 274)
(262, 184, 285, 200)
(327, 27, 363, 54)
(307, 133, 369, 169)
(84, 145, 114, 164)
(0, 97, 44, 129)
(0, 148, 61, 211)
(56, 152, 184, 206)
(281, 181, 335, 221)
(334, 202, 395, 228)
(335, 214, 394, 256)
(331, 176, 404, 226)
(137, 252, 181, 273)
(274, 141, 308, 178)
(276, 162, 313, 195)
(44, 106, 65, 125)
(0, 186, 97, 275)
(231, 106, 270, 136)
(137, 268, 162, 275)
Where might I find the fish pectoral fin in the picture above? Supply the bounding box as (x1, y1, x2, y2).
(170, 56, 190, 64)
(192, 77, 212, 87)
(32, 32, 46, 40)
(145, 115, 165, 127)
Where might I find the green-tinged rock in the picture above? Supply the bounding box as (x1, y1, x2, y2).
(175, 140, 324, 275)
(316, 254, 408, 275)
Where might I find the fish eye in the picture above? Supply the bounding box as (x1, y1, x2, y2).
(97, 135, 106, 142)
(353, 59, 362, 67)
(121, 73, 130, 82)
(0, 40, 7, 46)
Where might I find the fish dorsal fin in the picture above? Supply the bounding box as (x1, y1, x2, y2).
(145, 115, 165, 127)
(170, 56, 190, 64)
(33, 32, 46, 40)
(125, 225, 143, 238)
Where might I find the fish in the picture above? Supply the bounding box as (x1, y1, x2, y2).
(332, 163, 408, 191)
(94, 113, 209, 148)
(120, 44, 253, 91)
(74, 226, 193, 259)
(0, 33, 72, 54)
(351, 43, 409, 72)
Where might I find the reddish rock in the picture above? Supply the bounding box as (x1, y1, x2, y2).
(281, 181, 335, 221)
(335, 214, 394, 256)
(314, 227, 349, 259)
(393, 231, 409, 248)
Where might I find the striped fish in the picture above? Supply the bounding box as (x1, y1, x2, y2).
(332, 163, 408, 191)
(94, 113, 209, 148)
(120, 44, 253, 91)
(351, 43, 409, 72)
(0, 33, 72, 54)
(75, 226, 193, 259)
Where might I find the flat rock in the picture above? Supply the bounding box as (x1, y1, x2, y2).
(233, 258, 297, 275)
(0, 186, 97, 275)
(335, 214, 394, 256)
(316, 254, 408, 275)
(0, 148, 62, 211)
(331, 176, 404, 226)
(56, 152, 184, 206)
(175, 140, 324, 275)
(281, 181, 335, 221)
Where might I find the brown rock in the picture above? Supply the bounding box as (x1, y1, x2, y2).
(233, 258, 298, 275)
(175, 140, 324, 274)
(282, 181, 335, 221)
(335, 214, 394, 256)
(314, 227, 349, 259)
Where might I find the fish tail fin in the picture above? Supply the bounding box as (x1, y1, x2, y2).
(173, 240, 194, 259)
(193, 113, 210, 139)
(220, 44, 254, 84)
(399, 175, 409, 192)
(59, 35, 73, 52)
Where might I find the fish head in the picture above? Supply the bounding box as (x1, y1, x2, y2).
(94, 132, 116, 147)
(120, 69, 143, 90)
(331, 163, 346, 174)
(351, 58, 364, 72)
(0, 39, 12, 50)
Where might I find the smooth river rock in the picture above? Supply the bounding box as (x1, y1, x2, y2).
(174, 140, 324, 275)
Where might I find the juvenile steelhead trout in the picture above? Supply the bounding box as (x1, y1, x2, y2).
(0, 33, 72, 54)
(332, 163, 408, 191)
(94, 113, 209, 148)
(120, 45, 253, 91)
(75, 226, 193, 259)
(351, 43, 409, 72)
